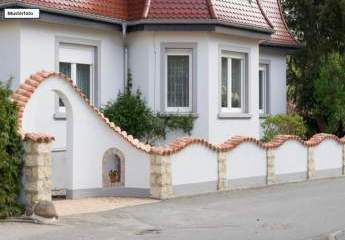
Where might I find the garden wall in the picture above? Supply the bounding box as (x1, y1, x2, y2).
(150, 135, 345, 198)
(13, 71, 345, 202)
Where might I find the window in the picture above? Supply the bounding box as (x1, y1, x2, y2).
(221, 52, 246, 113)
(57, 43, 95, 113)
(259, 64, 268, 114)
(165, 49, 193, 112)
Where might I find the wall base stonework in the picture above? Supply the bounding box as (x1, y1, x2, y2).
(23, 137, 54, 207)
(267, 149, 276, 185)
(218, 152, 228, 191)
(150, 155, 173, 199)
(307, 147, 316, 179)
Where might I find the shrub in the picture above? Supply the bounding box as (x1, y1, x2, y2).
(159, 114, 195, 135)
(0, 82, 24, 218)
(102, 71, 195, 144)
(102, 90, 166, 144)
(261, 114, 307, 142)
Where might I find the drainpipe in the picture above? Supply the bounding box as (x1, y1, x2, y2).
(122, 22, 128, 92)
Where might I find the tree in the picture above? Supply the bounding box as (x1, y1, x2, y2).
(0, 81, 24, 218)
(313, 53, 345, 134)
(283, 0, 345, 136)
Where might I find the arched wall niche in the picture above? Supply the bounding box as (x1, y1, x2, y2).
(102, 148, 125, 187)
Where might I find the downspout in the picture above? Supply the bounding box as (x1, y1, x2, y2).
(122, 22, 128, 92)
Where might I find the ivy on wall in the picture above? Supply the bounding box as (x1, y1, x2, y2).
(158, 114, 195, 135)
(0, 81, 24, 218)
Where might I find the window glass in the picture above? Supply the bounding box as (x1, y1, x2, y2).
(259, 64, 269, 113)
(77, 64, 91, 99)
(259, 69, 264, 111)
(221, 57, 228, 108)
(231, 58, 242, 108)
(59, 62, 71, 78)
(167, 55, 190, 108)
(220, 52, 245, 113)
(58, 62, 72, 107)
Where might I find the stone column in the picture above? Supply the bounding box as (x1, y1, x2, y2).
(266, 149, 276, 185)
(23, 138, 53, 207)
(217, 152, 228, 191)
(307, 147, 316, 179)
(150, 155, 173, 200)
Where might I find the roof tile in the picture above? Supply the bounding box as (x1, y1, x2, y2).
(0, 0, 298, 46)
(260, 0, 299, 46)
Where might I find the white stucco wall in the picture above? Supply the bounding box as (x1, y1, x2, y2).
(314, 140, 342, 171)
(0, 21, 20, 88)
(128, 31, 268, 144)
(170, 145, 217, 185)
(275, 141, 308, 175)
(259, 47, 287, 115)
(227, 142, 266, 180)
(128, 31, 210, 141)
(14, 20, 124, 158)
(23, 77, 150, 191)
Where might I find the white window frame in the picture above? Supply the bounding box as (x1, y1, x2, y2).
(259, 64, 267, 114)
(56, 43, 95, 114)
(221, 52, 246, 113)
(164, 49, 193, 113)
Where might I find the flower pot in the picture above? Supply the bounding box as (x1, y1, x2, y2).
(109, 171, 120, 183)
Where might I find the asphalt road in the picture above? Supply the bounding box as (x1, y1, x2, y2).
(2, 177, 345, 240)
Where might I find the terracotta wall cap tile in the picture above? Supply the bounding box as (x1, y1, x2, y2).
(24, 132, 55, 143)
(12, 71, 152, 153)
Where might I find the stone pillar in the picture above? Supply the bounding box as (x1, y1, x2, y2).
(217, 152, 228, 191)
(266, 149, 276, 185)
(150, 155, 173, 200)
(307, 147, 316, 179)
(342, 145, 345, 176)
(23, 139, 53, 207)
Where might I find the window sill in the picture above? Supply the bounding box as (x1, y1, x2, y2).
(218, 112, 252, 119)
(53, 112, 67, 120)
(157, 112, 199, 118)
(52, 148, 66, 153)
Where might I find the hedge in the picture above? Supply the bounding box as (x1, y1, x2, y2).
(0, 82, 24, 218)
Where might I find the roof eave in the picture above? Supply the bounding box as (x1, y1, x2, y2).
(260, 41, 303, 50)
(128, 19, 274, 34)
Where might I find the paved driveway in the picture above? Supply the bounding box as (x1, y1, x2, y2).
(2, 178, 345, 240)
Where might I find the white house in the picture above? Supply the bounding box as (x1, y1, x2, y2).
(0, 0, 301, 198)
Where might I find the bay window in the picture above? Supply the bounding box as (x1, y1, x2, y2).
(221, 52, 246, 113)
(165, 49, 193, 112)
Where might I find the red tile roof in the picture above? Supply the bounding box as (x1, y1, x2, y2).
(145, 0, 213, 20)
(259, 0, 299, 46)
(7, 0, 128, 20)
(0, 0, 298, 46)
(213, 0, 273, 31)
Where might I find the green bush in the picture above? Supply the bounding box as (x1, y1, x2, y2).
(261, 114, 307, 142)
(102, 71, 195, 144)
(0, 82, 24, 218)
(159, 114, 195, 135)
(102, 90, 166, 144)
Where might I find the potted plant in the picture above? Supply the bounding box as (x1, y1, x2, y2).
(108, 169, 120, 183)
